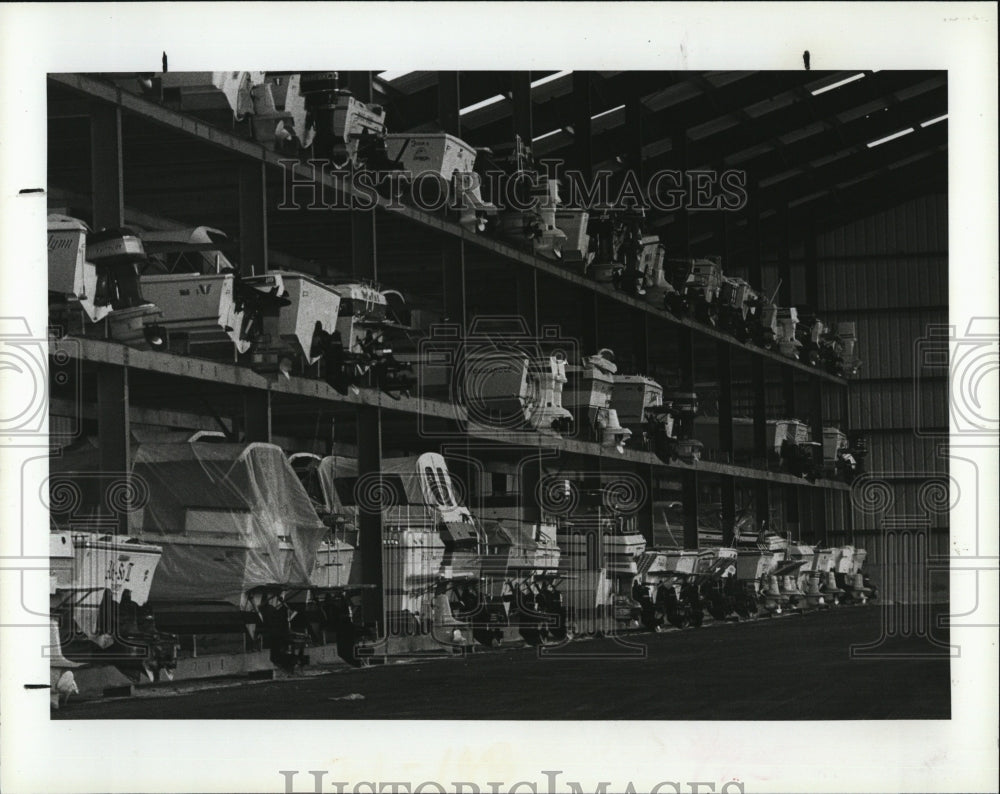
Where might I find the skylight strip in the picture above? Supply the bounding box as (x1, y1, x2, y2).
(376, 71, 413, 83)
(867, 127, 915, 147)
(531, 71, 572, 88)
(811, 72, 866, 96)
(459, 94, 505, 116)
(591, 104, 626, 120)
(532, 128, 563, 142)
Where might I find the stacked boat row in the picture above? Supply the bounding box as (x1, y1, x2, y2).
(48, 439, 875, 703)
(47, 217, 864, 482)
(101, 71, 862, 378)
(48, 216, 415, 395)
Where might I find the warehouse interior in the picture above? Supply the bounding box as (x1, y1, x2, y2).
(45, 69, 949, 702)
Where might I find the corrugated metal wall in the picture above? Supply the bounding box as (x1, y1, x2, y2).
(812, 194, 949, 542)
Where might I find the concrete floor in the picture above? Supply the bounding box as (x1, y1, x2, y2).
(54, 605, 951, 720)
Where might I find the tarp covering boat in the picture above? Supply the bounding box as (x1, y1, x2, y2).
(49, 442, 326, 607)
(130, 443, 326, 604)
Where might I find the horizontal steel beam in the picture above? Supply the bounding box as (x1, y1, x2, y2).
(51, 338, 849, 490)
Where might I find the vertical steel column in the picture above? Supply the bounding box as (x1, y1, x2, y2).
(681, 470, 699, 549)
(348, 74, 376, 282)
(717, 337, 736, 543)
(97, 364, 129, 533)
(717, 187, 730, 261)
(786, 484, 800, 537)
(637, 463, 656, 547)
(751, 358, 767, 465)
(751, 361, 770, 529)
(437, 71, 461, 136)
(514, 266, 538, 336)
(520, 455, 543, 526)
(755, 482, 771, 534)
(804, 217, 819, 308)
(809, 374, 825, 474)
(746, 181, 762, 291)
(515, 264, 542, 527)
(626, 87, 645, 184)
(510, 72, 533, 142)
(357, 406, 385, 635)
(436, 68, 473, 526)
(441, 238, 466, 330)
(782, 371, 797, 417)
(90, 103, 124, 229)
(677, 326, 698, 548)
(632, 312, 649, 374)
(745, 192, 770, 531)
(351, 213, 377, 280)
(439, 72, 466, 335)
(777, 206, 793, 306)
(242, 390, 271, 442)
(671, 125, 690, 257)
(630, 229, 653, 540)
(810, 488, 828, 545)
(348, 134, 384, 634)
(720, 478, 737, 546)
(623, 84, 645, 208)
(572, 72, 592, 180)
(581, 293, 599, 355)
(677, 327, 695, 388)
(777, 205, 796, 418)
(717, 341, 733, 463)
(238, 161, 268, 275)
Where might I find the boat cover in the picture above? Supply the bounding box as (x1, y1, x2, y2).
(131, 442, 326, 602)
(50, 442, 326, 605)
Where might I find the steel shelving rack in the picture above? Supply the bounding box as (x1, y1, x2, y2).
(47, 72, 853, 630)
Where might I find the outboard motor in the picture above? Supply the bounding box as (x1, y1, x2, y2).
(775, 307, 803, 359)
(647, 391, 703, 464)
(610, 373, 663, 451)
(245, 270, 341, 378)
(718, 276, 759, 342)
(833, 321, 863, 377)
(823, 427, 867, 483)
(794, 305, 826, 367)
(524, 355, 574, 433)
(664, 257, 723, 325)
(638, 235, 673, 305)
(565, 350, 632, 450)
(250, 73, 313, 153)
(775, 420, 821, 482)
(476, 137, 567, 252)
(754, 297, 780, 350)
(760, 574, 790, 614)
(553, 208, 591, 265)
(300, 71, 394, 168)
(586, 213, 622, 284)
(653, 575, 702, 629)
(609, 210, 647, 297)
(695, 554, 740, 620)
(319, 283, 415, 397)
(48, 216, 163, 343)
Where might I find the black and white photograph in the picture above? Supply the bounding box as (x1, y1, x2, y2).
(0, 3, 997, 793)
